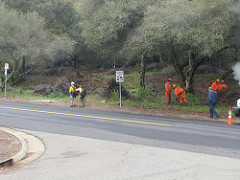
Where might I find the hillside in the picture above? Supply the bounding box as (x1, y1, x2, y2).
(15, 63, 240, 108)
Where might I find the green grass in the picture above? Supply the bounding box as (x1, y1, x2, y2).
(1, 87, 69, 100)
(47, 92, 68, 100)
(105, 90, 229, 115)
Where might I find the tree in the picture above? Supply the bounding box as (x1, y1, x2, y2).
(0, 3, 75, 85)
(81, 0, 145, 67)
(125, 0, 240, 92)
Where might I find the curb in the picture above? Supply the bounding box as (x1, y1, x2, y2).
(0, 127, 27, 168)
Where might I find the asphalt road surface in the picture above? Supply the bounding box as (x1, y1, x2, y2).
(1, 101, 240, 158)
(1, 101, 240, 179)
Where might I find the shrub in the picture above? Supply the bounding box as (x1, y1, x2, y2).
(136, 87, 150, 100)
(17, 85, 32, 95)
(186, 93, 201, 106)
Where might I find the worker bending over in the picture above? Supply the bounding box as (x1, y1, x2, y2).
(173, 84, 187, 105)
(76, 86, 86, 107)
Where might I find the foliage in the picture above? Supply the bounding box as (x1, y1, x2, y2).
(94, 76, 103, 82)
(1, 0, 240, 94)
(136, 87, 150, 100)
(0, 3, 75, 85)
(124, 74, 139, 89)
(17, 85, 32, 94)
(111, 89, 120, 102)
(81, 0, 145, 61)
(123, 0, 240, 92)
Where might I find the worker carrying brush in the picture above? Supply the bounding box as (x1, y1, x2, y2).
(211, 79, 220, 94)
(218, 79, 227, 92)
(172, 84, 188, 105)
(165, 78, 172, 105)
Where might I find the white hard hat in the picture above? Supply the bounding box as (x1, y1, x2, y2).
(71, 81, 74, 85)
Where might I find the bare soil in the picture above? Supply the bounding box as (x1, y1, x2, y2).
(0, 130, 21, 172)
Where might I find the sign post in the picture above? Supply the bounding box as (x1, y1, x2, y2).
(4, 63, 9, 99)
(116, 71, 124, 108)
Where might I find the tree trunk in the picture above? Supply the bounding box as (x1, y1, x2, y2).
(185, 51, 194, 93)
(20, 56, 26, 81)
(140, 54, 146, 88)
(73, 55, 77, 69)
(169, 46, 236, 94)
(7, 59, 18, 84)
(168, 48, 186, 86)
(185, 67, 196, 94)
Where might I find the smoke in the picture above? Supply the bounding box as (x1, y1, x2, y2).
(232, 62, 240, 84)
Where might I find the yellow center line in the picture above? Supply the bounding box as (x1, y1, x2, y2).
(0, 106, 170, 126)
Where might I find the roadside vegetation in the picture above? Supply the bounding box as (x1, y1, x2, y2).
(0, 66, 232, 116)
(0, 0, 240, 117)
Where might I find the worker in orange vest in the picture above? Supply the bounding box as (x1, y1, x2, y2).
(165, 78, 172, 105)
(172, 84, 188, 105)
(218, 80, 227, 92)
(211, 79, 220, 93)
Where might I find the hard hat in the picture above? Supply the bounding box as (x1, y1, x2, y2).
(173, 84, 177, 88)
(221, 80, 224, 83)
(208, 87, 212, 90)
(71, 81, 74, 85)
(167, 78, 172, 81)
(216, 79, 220, 82)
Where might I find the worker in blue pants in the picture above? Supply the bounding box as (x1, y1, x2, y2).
(208, 87, 219, 119)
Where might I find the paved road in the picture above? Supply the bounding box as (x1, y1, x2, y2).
(0, 101, 240, 158)
(1, 101, 240, 179)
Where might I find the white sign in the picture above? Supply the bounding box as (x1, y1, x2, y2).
(5, 63, 9, 70)
(116, 71, 124, 82)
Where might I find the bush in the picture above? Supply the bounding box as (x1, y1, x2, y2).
(17, 85, 32, 95)
(136, 87, 150, 100)
(186, 93, 201, 106)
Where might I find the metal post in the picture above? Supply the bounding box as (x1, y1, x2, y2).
(119, 82, 122, 108)
(4, 70, 7, 99)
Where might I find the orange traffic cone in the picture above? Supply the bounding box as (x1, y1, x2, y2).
(227, 110, 234, 125)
